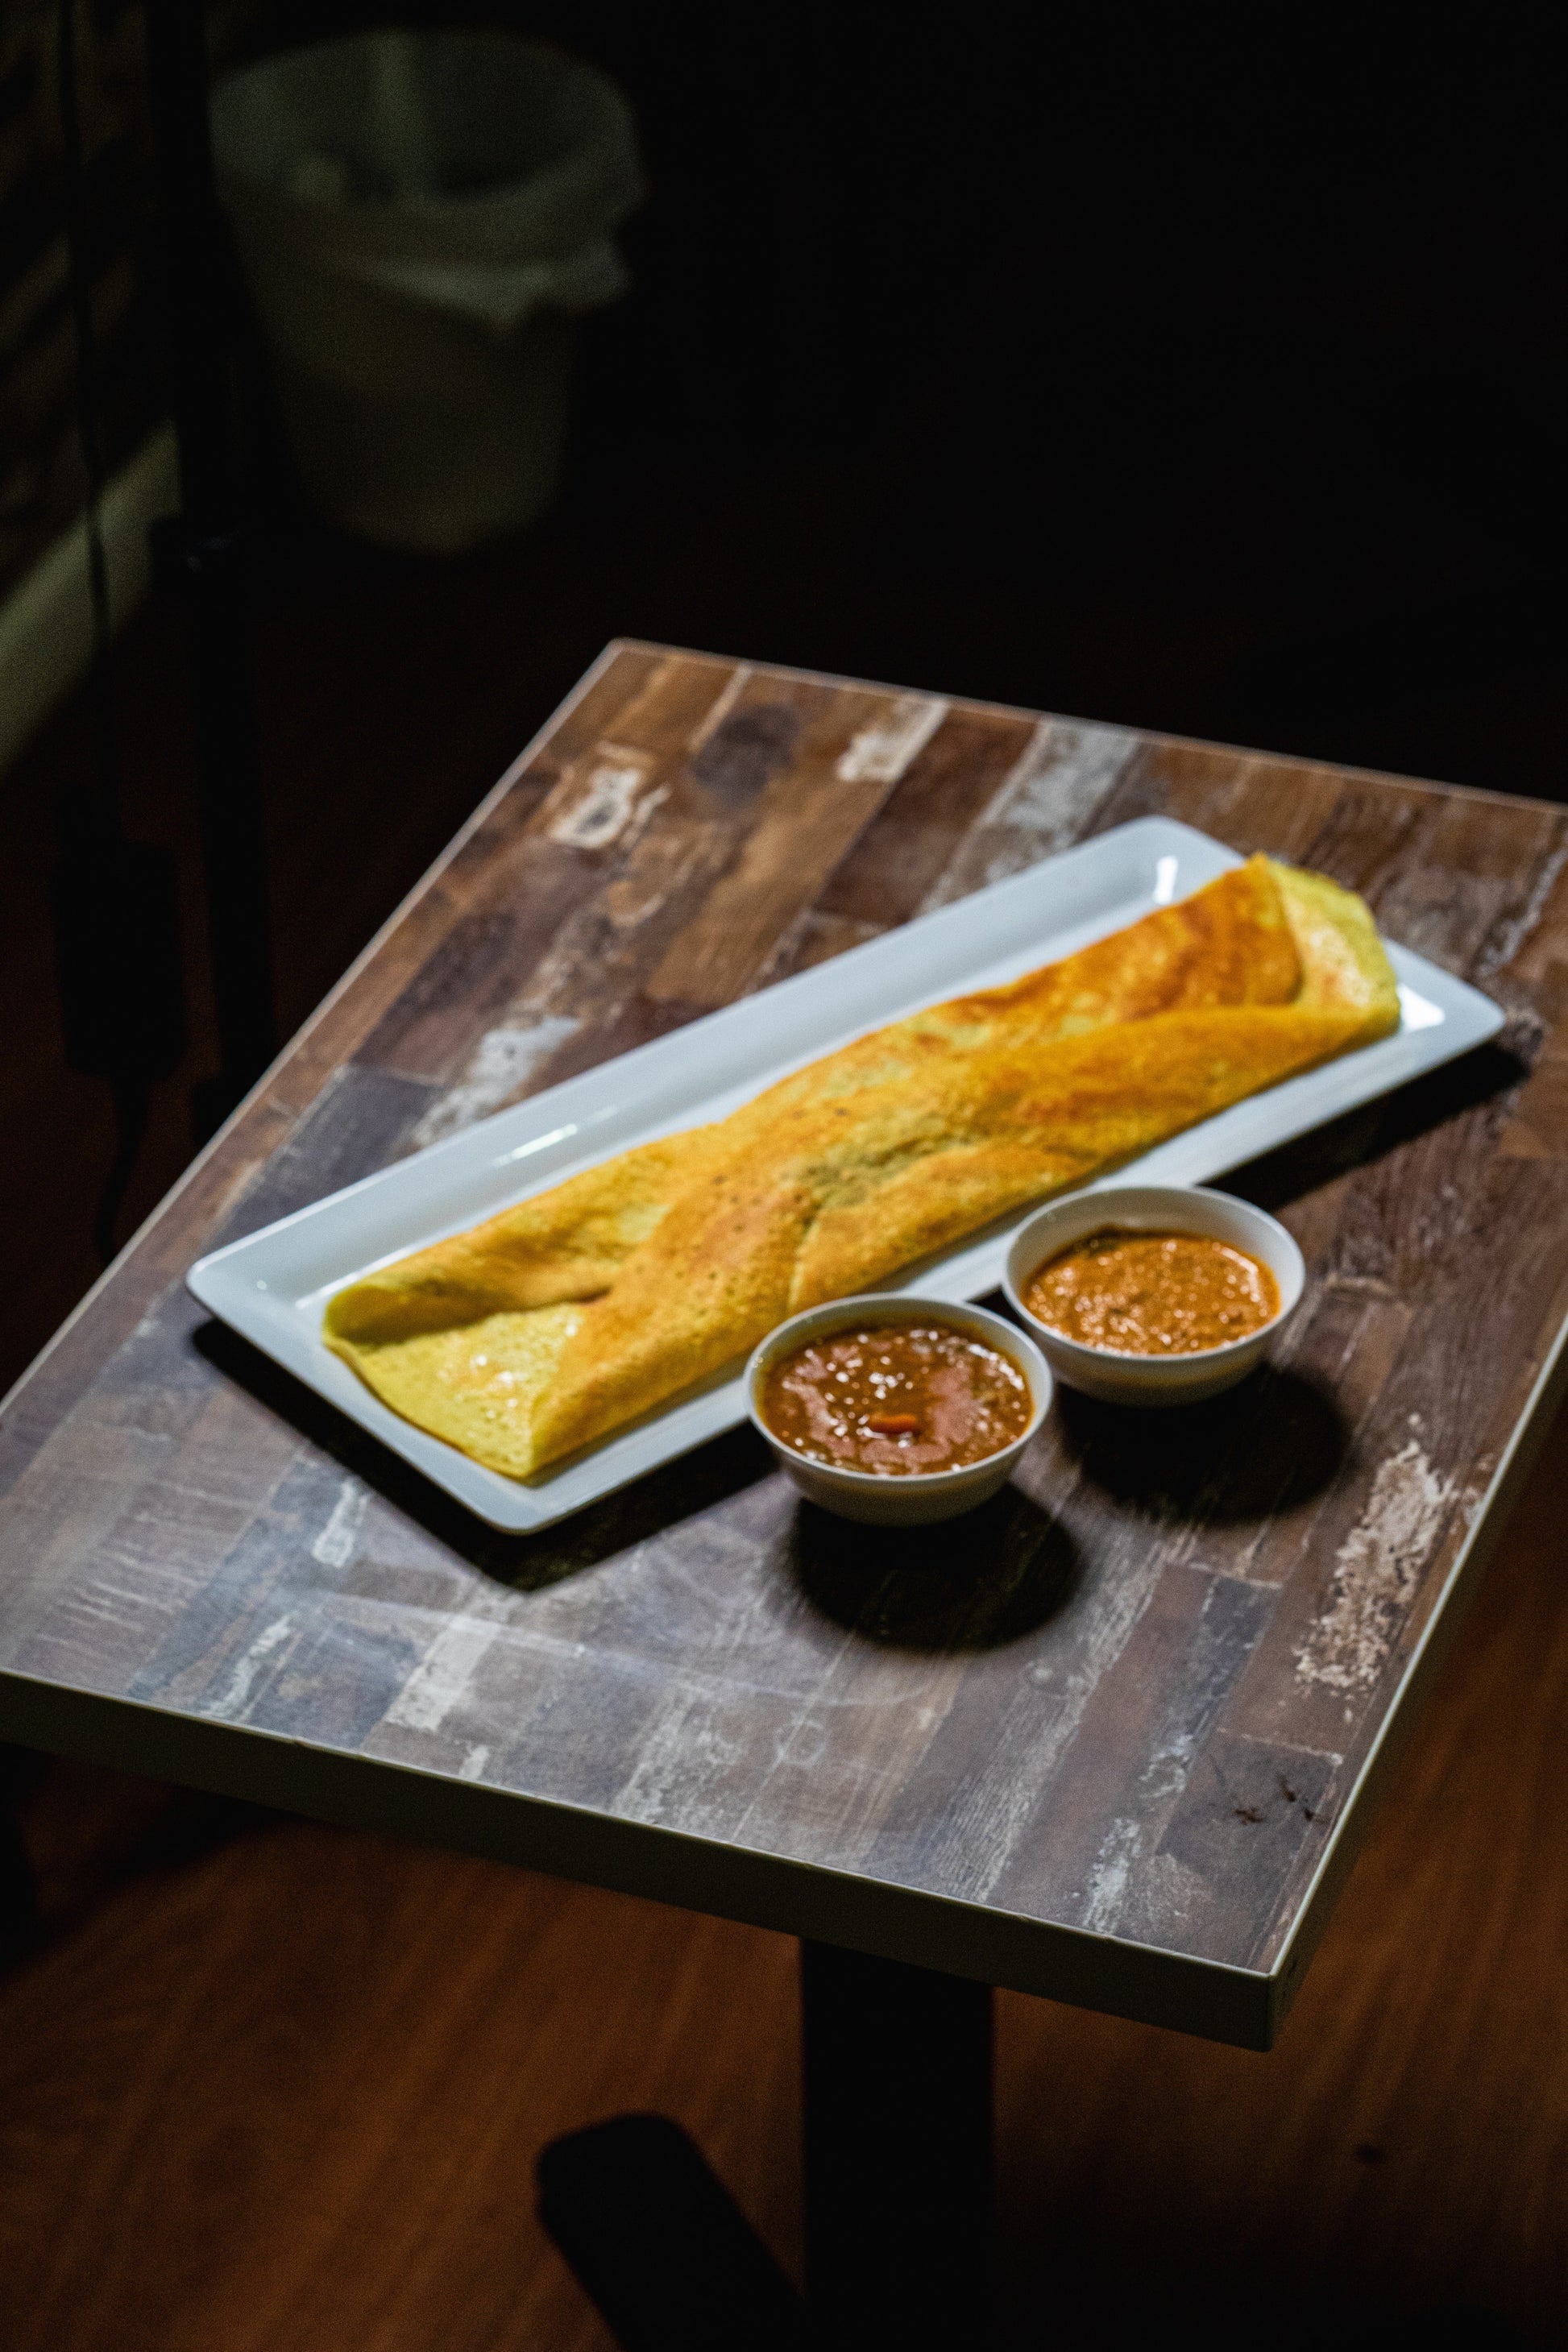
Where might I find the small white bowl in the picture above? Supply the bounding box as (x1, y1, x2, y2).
(745, 1295, 1052, 1525)
(1003, 1184, 1304, 1408)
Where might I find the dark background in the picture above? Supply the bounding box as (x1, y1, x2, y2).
(305, 5, 1568, 770)
(228, 2, 1568, 778)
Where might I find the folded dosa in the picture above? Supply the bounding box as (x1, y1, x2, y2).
(325, 856, 1397, 1479)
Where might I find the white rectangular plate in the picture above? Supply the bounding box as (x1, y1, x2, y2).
(189, 817, 1505, 1531)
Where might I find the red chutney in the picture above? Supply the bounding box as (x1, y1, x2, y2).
(1023, 1229, 1279, 1355)
(761, 1318, 1032, 1476)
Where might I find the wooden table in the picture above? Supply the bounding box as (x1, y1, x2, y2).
(3, 643, 1566, 2338)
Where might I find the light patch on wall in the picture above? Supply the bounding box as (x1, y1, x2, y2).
(0, 422, 179, 778)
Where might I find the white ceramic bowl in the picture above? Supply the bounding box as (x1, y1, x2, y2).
(1002, 1184, 1304, 1408)
(745, 1295, 1052, 1525)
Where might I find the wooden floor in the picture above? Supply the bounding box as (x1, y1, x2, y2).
(3, 479, 1567, 2347)
(0, 1398, 1561, 2348)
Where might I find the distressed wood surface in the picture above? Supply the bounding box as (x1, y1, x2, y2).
(2, 640, 1566, 2045)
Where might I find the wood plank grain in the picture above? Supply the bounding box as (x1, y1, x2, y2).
(920, 716, 1139, 907)
(1497, 971, 1568, 1159)
(1223, 1151, 1568, 1784)
(356, 653, 743, 1098)
(981, 1566, 1276, 1935)
(645, 682, 949, 1005)
(813, 706, 1035, 928)
(1139, 740, 1346, 860)
(750, 910, 886, 989)
(1363, 791, 1566, 977)
(389, 666, 884, 1134)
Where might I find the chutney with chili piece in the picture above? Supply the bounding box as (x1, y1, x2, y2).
(761, 1317, 1032, 1475)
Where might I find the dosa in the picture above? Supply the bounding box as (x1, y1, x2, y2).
(324, 855, 1396, 1479)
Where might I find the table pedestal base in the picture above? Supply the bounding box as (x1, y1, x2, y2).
(537, 1940, 993, 2348)
(802, 1940, 993, 2346)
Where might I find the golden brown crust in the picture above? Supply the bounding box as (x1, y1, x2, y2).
(321, 1134, 704, 1345)
(325, 855, 1399, 1479)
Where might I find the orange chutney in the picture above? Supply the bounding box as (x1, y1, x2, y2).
(1023, 1229, 1279, 1356)
(761, 1318, 1031, 1476)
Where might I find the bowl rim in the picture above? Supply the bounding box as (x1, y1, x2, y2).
(1002, 1184, 1304, 1370)
(745, 1292, 1052, 1489)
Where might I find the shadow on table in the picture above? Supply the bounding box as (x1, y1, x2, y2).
(194, 1306, 1341, 1603)
(1222, 1035, 1530, 1215)
(785, 1483, 1081, 1652)
(1053, 1365, 1350, 1525)
(193, 1320, 774, 1589)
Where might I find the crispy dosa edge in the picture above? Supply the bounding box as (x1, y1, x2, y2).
(1266, 857, 1401, 1035)
(321, 1133, 706, 1346)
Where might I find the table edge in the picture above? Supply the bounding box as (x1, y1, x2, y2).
(612, 635, 1558, 820)
(0, 1667, 1276, 2048)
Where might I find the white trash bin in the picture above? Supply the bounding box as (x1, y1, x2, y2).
(209, 31, 643, 552)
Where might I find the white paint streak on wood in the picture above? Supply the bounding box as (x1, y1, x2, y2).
(311, 1476, 369, 1569)
(611, 1682, 750, 1826)
(1296, 1440, 1455, 1690)
(998, 721, 1139, 835)
(58, 1589, 145, 1632)
(1082, 1816, 1143, 1934)
(425, 802, 730, 1118)
(835, 693, 948, 784)
(160, 1482, 257, 1514)
(616, 784, 670, 859)
(1477, 831, 1568, 977)
(935, 1547, 1170, 1902)
(59, 1545, 216, 1634)
(383, 1607, 517, 1735)
(722, 1637, 927, 1853)
(205, 1612, 297, 1721)
(375, 1608, 580, 1740)
(684, 662, 751, 753)
(547, 746, 656, 850)
(1077, 1711, 1215, 1934)
(77, 1581, 161, 1608)
(412, 1015, 581, 1147)
(920, 717, 1140, 910)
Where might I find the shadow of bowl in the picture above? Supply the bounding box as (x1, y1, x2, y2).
(784, 1479, 1081, 1652)
(1052, 1363, 1350, 1525)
